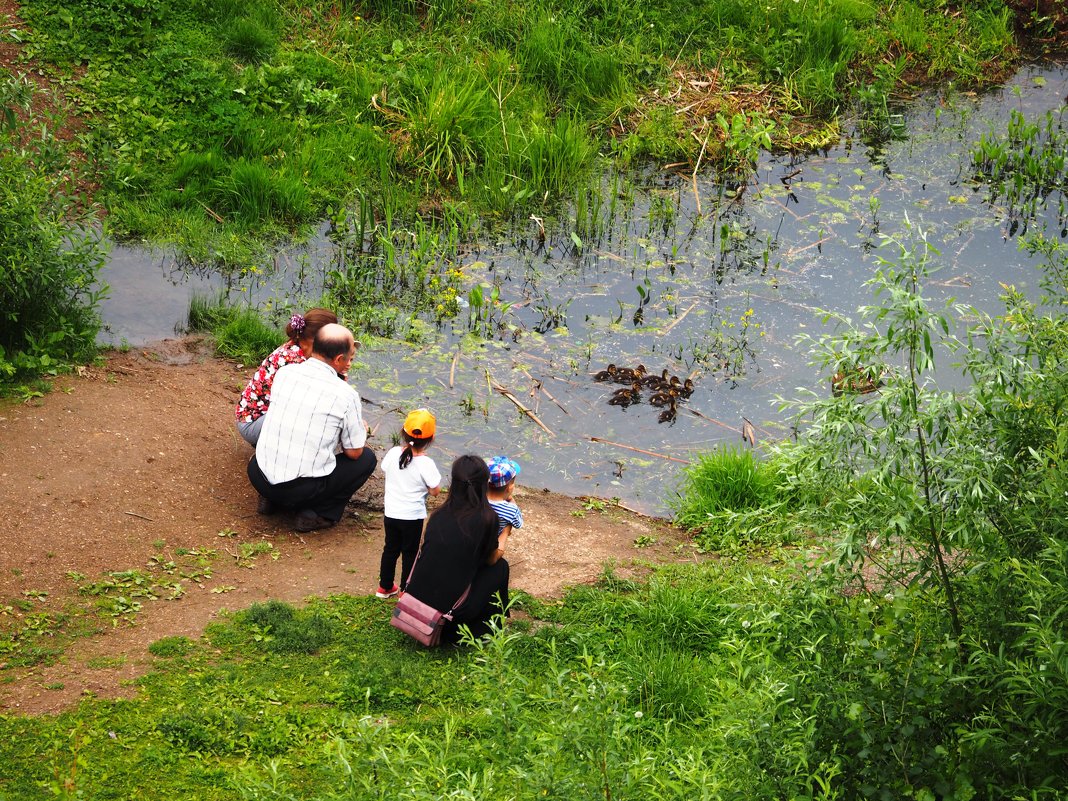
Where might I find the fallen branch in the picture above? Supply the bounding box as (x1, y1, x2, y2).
(659, 301, 699, 336)
(123, 511, 155, 522)
(196, 201, 224, 223)
(590, 437, 689, 464)
(685, 408, 742, 434)
(515, 365, 569, 415)
(449, 348, 461, 388)
(493, 382, 555, 437)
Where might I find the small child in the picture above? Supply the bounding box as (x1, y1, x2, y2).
(377, 409, 441, 598)
(486, 456, 523, 556)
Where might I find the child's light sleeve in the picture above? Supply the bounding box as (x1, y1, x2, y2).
(423, 459, 442, 490)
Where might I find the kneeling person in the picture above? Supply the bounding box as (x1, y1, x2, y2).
(247, 323, 377, 531)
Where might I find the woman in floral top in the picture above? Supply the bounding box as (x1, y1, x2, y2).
(235, 308, 337, 446)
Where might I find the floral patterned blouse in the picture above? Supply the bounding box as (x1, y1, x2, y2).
(235, 342, 306, 423)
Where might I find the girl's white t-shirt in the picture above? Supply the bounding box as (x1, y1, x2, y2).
(380, 446, 442, 520)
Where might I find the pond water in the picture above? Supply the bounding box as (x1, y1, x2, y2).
(98, 63, 1068, 514)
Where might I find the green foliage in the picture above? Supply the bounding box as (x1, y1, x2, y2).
(13, 0, 1022, 267)
(0, 76, 105, 392)
(672, 445, 781, 550)
(242, 600, 334, 654)
(223, 14, 278, 65)
(972, 108, 1068, 236)
(149, 635, 195, 657)
(186, 294, 288, 364)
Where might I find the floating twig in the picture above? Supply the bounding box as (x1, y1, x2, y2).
(493, 382, 555, 437)
(659, 301, 699, 336)
(692, 133, 710, 215)
(516, 365, 569, 415)
(590, 437, 689, 464)
(685, 408, 742, 434)
(449, 348, 461, 388)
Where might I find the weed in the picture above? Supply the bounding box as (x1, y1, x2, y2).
(242, 600, 334, 654)
(149, 636, 195, 658)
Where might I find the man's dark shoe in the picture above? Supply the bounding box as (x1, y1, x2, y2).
(256, 496, 276, 515)
(294, 510, 336, 532)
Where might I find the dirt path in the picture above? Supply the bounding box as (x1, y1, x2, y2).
(0, 338, 689, 716)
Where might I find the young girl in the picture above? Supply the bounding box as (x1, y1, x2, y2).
(377, 409, 442, 598)
(235, 307, 338, 448)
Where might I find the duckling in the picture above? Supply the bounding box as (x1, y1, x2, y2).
(831, 366, 884, 397)
(649, 388, 680, 407)
(614, 366, 638, 383)
(677, 378, 695, 398)
(658, 407, 677, 424)
(643, 368, 669, 389)
(594, 364, 618, 382)
(608, 390, 639, 408)
(633, 364, 648, 379)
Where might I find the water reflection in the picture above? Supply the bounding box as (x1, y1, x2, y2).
(97, 64, 1068, 514)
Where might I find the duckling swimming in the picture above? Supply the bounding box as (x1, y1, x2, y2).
(643, 368, 670, 389)
(594, 364, 618, 382)
(649, 388, 679, 407)
(657, 407, 677, 424)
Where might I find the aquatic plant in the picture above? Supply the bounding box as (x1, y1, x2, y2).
(972, 108, 1068, 236)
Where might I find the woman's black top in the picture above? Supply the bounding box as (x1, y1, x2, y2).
(406, 505, 499, 612)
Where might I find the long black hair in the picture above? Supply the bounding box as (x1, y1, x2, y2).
(399, 432, 434, 469)
(437, 454, 496, 533)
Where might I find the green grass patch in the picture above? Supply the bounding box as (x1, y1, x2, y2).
(671, 445, 785, 550)
(9, 0, 1025, 268)
(1, 555, 1063, 799)
(186, 293, 286, 364)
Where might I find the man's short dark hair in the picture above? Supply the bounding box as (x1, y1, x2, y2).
(314, 326, 352, 360)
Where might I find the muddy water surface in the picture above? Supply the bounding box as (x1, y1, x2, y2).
(99, 63, 1068, 514)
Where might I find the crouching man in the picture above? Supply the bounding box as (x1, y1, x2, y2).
(247, 323, 376, 532)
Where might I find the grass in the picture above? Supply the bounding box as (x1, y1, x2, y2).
(10, 0, 1025, 269)
(186, 293, 289, 364)
(671, 445, 783, 550)
(0, 553, 1062, 799)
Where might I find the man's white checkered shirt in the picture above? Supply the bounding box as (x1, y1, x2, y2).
(255, 357, 366, 485)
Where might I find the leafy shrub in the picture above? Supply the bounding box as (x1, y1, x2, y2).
(0, 79, 105, 392)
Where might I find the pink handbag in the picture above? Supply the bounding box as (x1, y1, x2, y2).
(390, 585, 471, 647)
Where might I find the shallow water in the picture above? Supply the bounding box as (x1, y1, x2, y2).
(98, 63, 1068, 514)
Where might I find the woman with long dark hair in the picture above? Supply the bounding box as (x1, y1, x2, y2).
(403, 454, 509, 642)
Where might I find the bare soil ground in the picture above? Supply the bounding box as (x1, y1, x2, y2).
(0, 338, 690, 716)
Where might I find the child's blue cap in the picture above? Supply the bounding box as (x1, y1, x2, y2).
(487, 456, 520, 487)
